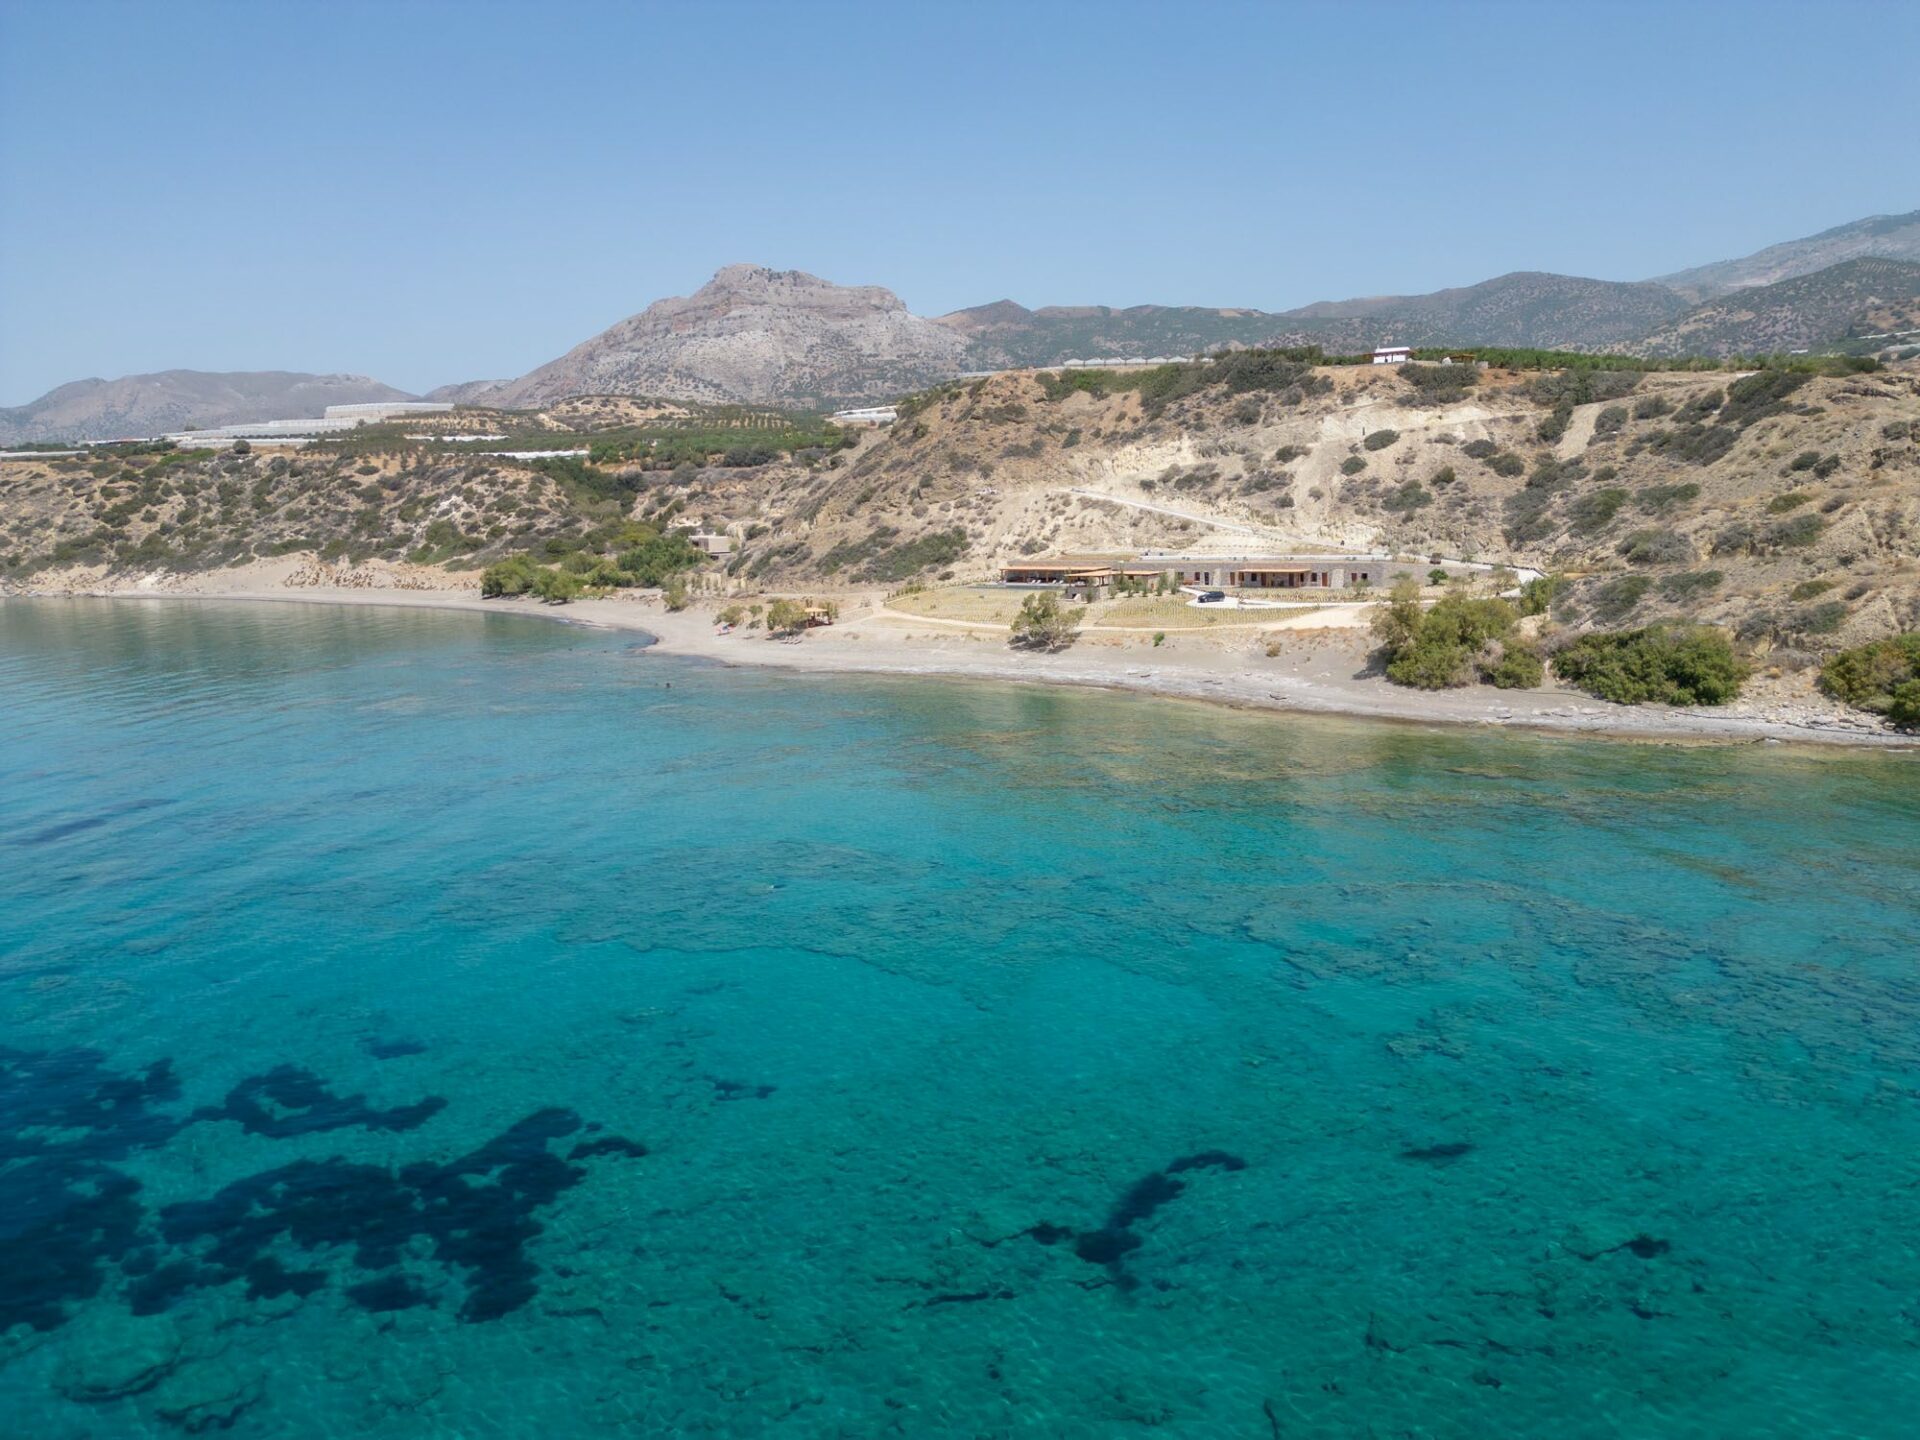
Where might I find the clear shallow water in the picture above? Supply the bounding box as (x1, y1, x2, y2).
(3, 598, 1919, 1439)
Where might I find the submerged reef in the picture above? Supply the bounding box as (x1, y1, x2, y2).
(0, 1046, 647, 1335)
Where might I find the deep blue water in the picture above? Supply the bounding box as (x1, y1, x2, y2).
(3, 597, 1919, 1438)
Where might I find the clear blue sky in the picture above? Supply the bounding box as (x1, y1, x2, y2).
(2, 0, 1915, 403)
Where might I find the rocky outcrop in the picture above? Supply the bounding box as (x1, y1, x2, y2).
(489, 265, 970, 409)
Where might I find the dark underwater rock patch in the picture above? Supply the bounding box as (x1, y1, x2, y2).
(363, 1037, 429, 1061)
(1050, 1150, 1248, 1292)
(0, 1048, 185, 1333)
(160, 1107, 594, 1322)
(568, 1136, 649, 1160)
(0, 1046, 648, 1336)
(708, 1076, 776, 1101)
(1573, 1233, 1673, 1262)
(192, 1064, 447, 1137)
(1400, 1141, 1475, 1162)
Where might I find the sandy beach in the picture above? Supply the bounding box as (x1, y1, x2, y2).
(15, 558, 1912, 751)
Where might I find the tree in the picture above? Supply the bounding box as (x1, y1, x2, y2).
(662, 577, 690, 611)
(766, 598, 809, 635)
(480, 556, 541, 597)
(1369, 577, 1424, 654)
(1010, 591, 1079, 651)
(532, 567, 580, 604)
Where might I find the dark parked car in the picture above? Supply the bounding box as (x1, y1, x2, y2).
(1196, 590, 1227, 604)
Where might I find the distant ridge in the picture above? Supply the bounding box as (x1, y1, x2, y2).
(1652, 209, 1920, 302)
(1635, 257, 1920, 357)
(12, 207, 1920, 425)
(0, 371, 413, 446)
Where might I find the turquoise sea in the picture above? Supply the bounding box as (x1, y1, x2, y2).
(3, 598, 1919, 1438)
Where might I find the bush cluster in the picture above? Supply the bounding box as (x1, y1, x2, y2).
(1819, 634, 1920, 729)
(1550, 624, 1748, 706)
(1371, 581, 1541, 690)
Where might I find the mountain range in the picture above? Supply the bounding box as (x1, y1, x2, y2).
(0, 372, 411, 447)
(6, 209, 1917, 442)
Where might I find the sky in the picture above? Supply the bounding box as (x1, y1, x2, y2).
(2, 0, 1916, 403)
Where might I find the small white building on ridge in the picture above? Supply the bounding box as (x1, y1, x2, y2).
(1371, 345, 1412, 365)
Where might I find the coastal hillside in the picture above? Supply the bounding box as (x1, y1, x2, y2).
(7, 355, 1918, 669)
(746, 356, 1920, 655)
(1634, 258, 1920, 359)
(0, 371, 414, 447)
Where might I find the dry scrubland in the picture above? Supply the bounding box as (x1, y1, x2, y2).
(5, 355, 1919, 713)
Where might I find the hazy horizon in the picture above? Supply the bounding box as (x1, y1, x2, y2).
(2, 0, 1916, 403)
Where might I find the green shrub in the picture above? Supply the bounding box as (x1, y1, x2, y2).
(1635, 482, 1700, 514)
(617, 532, 705, 586)
(1593, 405, 1628, 437)
(1889, 681, 1920, 731)
(1398, 364, 1477, 403)
(1431, 465, 1457, 487)
(1767, 491, 1812, 513)
(1764, 513, 1825, 549)
(1518, 574, 1565, 616)
(1819, 634, 1920, 725)
(1617, 528, 1691, 566)
(1489, 452, 1525, 477)
(1462, 439, 1497, 460)
(1373, 582, 1529, 690)
(1488, 641, 1545, 689)
(1568, 487, 1628, 534)
(1794, 601, 1848, 635)
(1363, 429, 1400, 451)
(1382, 480, 1432, 512)
(1589, 575, 1652, 622)
(1340, 456, 1366, 476)
(1787, 450, 1822, 472)
(1790, 579, 1835, 601)
(1552, 624, 1749, 705)
(1659, 570, 1723, 599)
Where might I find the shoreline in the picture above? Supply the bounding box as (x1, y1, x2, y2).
(12, 576, 1913, 752)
